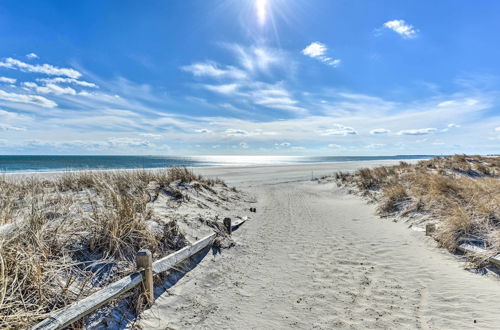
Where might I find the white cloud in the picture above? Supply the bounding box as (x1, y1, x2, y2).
(225, 128, 249, 136)
(0, 57, 81, 78)
(24, 82, 77, 96)
(182, 62, 247, 80)
(202, 81, 307, 114)
(370, 128, 390, 135)
(275, 142, 291, 147)
(195, 128, 212, 134)
(251, 84, 306, 114)
(37, 77, 98, 88)
(107, 137, 151, 147)
(239, 141, 249, 149)
(0, 123, 25, 131)
(365, 143, 386, 149)
(0, 76, 16, 84)
(229, 45, 283, 74)
(26, 53, 39, 59)
(203, 83, 240, 95)
(302, 42, 341, 67)
(438, 100, 456, 107)
(319, 124, 357, 136)
(0, 89, 57, 107)
(302, 42, 327, 57)
(0, 109, 22, 119)
(495, 127, 500, 132)
(383, 20, 418, 39)
(397, 128, 437, 135)
(447, 123, 461, 128)
(138, 133, 162, 139)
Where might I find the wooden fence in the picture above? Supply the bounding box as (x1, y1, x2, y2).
(33, 219, 245, 330)
(425, 223, 500, 267)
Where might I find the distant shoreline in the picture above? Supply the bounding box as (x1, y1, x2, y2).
(1, 157, 431, 178)
(0, 155, 434, 175)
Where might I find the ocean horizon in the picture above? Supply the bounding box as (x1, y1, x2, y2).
(0, 155, 435, 174)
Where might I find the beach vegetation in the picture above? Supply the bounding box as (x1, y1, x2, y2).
(0, 167, 232, 328)
(335, 155, 500, 253)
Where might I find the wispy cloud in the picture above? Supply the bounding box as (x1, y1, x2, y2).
(37, 77, 98, 88)
(0, 57, 81, 78)
(203, 83, 240, 95)
(228, 44, 284, 74)
(224, 128, 250, 136)
(302, 42, 341, 67)
(26, 53, 39, 59)
(0, 123, 25, 131)
(23, 82, 77, 95)
(365, 143, 386, 149)
(383, 19, 418, 39)
(195, 128, 213, 134)
(0, 89, 57, 108)
(370, 128, 391, 135)
(275, 142, 291, 147)
(250, 83, 307, 114)
(182, 62, 247, 80)
(397, 128, 437, 135)
(138, 133, 162, 139)
(318, 124, 357, 136)
(0, 76, 16, 84)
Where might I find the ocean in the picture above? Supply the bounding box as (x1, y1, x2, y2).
(0, 155, 433, 173)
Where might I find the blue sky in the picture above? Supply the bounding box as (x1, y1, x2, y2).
(0, 0, 499, 155)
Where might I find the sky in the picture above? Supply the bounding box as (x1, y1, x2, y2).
(0, 0, 499, 156)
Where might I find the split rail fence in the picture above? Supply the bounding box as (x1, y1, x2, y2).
(425, 223, 500, 267)
(32, 219, 245, 330)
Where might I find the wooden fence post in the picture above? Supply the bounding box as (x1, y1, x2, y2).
(223, 217, 232, 235)
(425, 223, 436, 236)
(136, 249, 154, 307)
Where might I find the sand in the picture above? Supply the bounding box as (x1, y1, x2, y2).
(136, 160, 500, 329)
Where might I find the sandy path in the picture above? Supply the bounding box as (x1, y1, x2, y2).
(139, 179, 500, 329)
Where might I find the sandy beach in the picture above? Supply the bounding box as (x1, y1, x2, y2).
(3, 159, 499, 329)
(132, 160, 500, 329)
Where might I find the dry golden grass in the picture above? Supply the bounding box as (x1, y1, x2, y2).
(0, 167, 228, 328)
(335, 155, 500, 254)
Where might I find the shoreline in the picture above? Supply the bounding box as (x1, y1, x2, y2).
(1, 158, 429, 179)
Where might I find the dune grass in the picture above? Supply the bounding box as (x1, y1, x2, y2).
(0, 167, 227, 328)
(335, 155, 500, 254)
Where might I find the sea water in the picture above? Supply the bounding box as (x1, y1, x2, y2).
(0, 155, 433, 173)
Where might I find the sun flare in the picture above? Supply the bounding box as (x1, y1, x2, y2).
(255, 0, 268, 25)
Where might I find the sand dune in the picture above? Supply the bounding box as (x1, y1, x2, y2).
(138, 161, 500, 329)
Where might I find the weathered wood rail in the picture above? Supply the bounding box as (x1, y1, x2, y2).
(33, 219, 245, 330)
(457, 243, 500, 267)
(426, 223, 500, 267)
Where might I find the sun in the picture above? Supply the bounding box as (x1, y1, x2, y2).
(255, 0, 268, 25)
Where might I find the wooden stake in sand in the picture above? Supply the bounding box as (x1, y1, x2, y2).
(136, 249, 154, 307)
(425, 223, 436, 236)
(223, 217, 232, 235)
